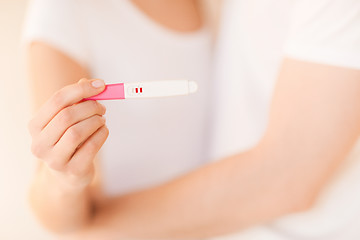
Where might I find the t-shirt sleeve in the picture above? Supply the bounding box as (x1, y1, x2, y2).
(23, 0, 89, 68)
(283, 0, 360, 70)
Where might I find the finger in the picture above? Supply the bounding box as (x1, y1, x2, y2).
(67, 126, 109, 177)
(40, 100, 106, 146)
(30, 135, 51, 160)
(30, 78, 106, 134)
(47, 115, 106, 170)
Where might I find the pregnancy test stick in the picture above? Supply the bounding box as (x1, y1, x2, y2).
(85, 80, 198, 100)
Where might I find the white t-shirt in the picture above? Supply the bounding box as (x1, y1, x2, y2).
(211, 0, 360, 239)
(24, 0, 212, 196)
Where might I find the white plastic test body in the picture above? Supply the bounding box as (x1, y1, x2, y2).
(86, 79, 198, 100)
(125, 80, 198, 98)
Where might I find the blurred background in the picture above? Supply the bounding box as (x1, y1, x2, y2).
(2, 1, 359, 240)
(0, 1, 51, 239)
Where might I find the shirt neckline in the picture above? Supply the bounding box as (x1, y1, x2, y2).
(113, 0, 208, 42)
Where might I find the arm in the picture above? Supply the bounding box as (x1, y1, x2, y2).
(76, 58, 360, 239)
(28, 42, 107, 233)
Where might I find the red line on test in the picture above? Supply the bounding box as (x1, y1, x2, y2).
(140, 88, 143, 93)
(135, 88, 138, 93)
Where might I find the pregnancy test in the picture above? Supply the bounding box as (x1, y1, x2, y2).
(85, 79, 198, 100)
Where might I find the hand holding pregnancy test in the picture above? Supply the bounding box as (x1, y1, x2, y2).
(85, 79, 198, 100)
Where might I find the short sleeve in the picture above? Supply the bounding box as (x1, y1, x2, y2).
(284, 0, 360, 70)
(23, 0, 89, 68)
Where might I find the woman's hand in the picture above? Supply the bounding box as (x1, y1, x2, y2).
(28, 78, 109, 192)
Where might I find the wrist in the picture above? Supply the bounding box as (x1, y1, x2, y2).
(41, 164, 91, 195)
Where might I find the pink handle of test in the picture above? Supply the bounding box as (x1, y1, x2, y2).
(85, 83, 125, 100)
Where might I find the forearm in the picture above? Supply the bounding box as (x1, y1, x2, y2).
(29, 163, 93, 234)
(73, 59, 360, 240)
(76, 148, 311, 240)
(27, 43, 108, 235)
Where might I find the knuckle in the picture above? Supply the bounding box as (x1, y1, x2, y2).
(87, 139, 100, 150)
(52, 91, 65, 107)
(91, 115, 104, 126)
(77, 82, 87, 97)
(98, 126, 109, 141)
(28, 118, 42, 136)
(87, 127, 109, 151)
(67, 127, 81, 143)
(96, 115, 105, 124)
(59, 108, 73, 126)
(98, 127, 109, 143)
(31, 141, 45, 158)
(46, 159, 64, 171)
(89, 100, 99, 111)
(99, 103, 106, 114)
(102, 126, 109, 138)
(78, 78, 88, 83)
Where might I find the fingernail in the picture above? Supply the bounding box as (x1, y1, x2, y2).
(91, 79, 105, 88)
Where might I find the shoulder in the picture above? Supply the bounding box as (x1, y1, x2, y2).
(284, 0, 360, 70)
(26, 0, 86, 26)
(24, 0, 99, 69)
(28, 0, 83, 12)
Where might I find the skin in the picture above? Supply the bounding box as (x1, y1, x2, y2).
(67, 60, 360, 240)
(131, 0, 203, 32)
(28, 0, 204, 233)
(28, 74, 109, 231)
(27, 0, 360, 239)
